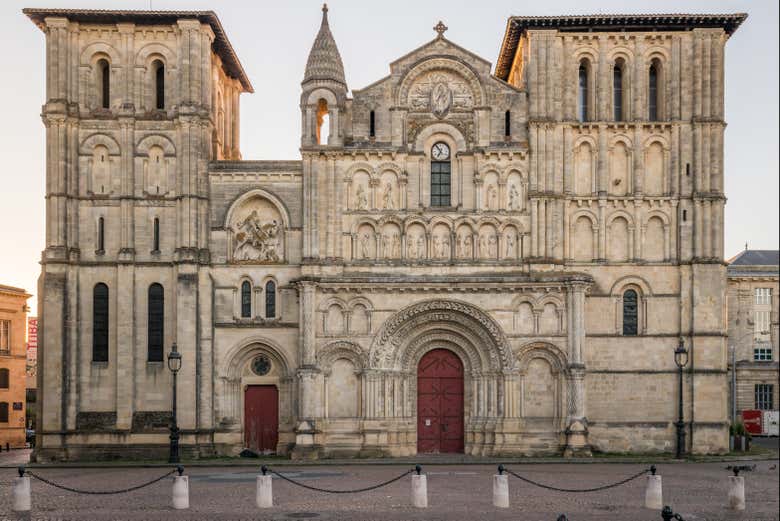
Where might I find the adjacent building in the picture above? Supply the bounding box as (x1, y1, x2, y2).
(0, 285, 31, 448)
(26, 7, 746, 461)
(727, 250, 779, 422)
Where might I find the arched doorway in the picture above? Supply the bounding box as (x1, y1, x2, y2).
(417, 349, 464, 453)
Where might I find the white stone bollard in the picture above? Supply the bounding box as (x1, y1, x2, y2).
(492, 473, 509, 508)
(411, 471, 428, 508)
(172, 472, 189, 510)
(256, 474, 273, 508)
(12, 475, 31, 512)
(644, 474, 663, 509)
(728, 475, 745, 510)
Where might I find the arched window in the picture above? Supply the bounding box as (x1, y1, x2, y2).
(92, 283, 109, 362)
(505, 110, 511, 137)
(430, 142, 451, 207)
(147, 283, 164, 362)
(0, 368, 9, 389)
(153, 60, 165, 110)
(369, 110, 376, 138)
(622, 289, 638, 336)
(97, 217, 105, 253)
(316, 98, 330, 145)
(153, 217, 160, 252)
(578, 61, 589, 122)
(241, 281, 252, 318)
(613, 62, 624, 121)
(0, 402, 8, 423)
(648, 62, 659, 121)
(265, 280, 276, 319)
(97, 58, 110, 109)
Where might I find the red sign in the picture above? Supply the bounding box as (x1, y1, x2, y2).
(742, 410, 763, 435)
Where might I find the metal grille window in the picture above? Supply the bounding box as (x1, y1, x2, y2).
(648, 63, 659, 121)
(755, 288, 772, 305)
(0, 320, 9, 352)
(98, 59, 110, 109)
(431, 161, 451, 207)
(578, 62, 589, 122)
(754, 343, 773, 361)
(265, 281, 276, 319)
(92, 283, 109, 362)
(0, 368, 8, 389)
(147, 283, 164, 362)
(241, 281, 252, 318)
(613, 64, 623, 121)
(622, 289, 638, 336)
(755, 384, 774, 410)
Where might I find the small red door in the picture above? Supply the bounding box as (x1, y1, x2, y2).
(417, 349, 464, 453)
(244, 385, 279, 453)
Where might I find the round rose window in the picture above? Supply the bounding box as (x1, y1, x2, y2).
(251, 355, 271, 376)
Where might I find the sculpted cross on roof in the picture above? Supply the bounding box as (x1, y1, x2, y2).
(434, 20, 448, 37)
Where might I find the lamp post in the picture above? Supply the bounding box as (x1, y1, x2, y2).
(167, 342, 182, 464)
(674, 337, 689, 459)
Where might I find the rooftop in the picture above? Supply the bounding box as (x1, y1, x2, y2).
(727, 249, 780, 267)
(495, 12, 748, 80)
(0, 284, 32, 297)
(23, 8, 253, 92)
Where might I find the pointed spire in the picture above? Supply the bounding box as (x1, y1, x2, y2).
(303, 3, 346, 87)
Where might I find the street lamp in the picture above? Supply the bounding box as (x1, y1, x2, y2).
(167, 342, 182, 464)
(674, 337, 689, 459)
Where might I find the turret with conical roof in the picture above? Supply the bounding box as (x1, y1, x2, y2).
(301, 4, 348, 147)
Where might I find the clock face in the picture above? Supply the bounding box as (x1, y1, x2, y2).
(431, 142, 450, 161)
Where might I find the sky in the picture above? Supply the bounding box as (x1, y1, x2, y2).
(1, 0, 777, 315)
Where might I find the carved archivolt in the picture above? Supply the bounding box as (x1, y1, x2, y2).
(516, 342, 569, 376)
(317, 340, 367, 371)
(369, 299, 513, 372)
(398, 58, 485, 108)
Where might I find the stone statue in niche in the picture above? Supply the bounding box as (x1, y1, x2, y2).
(457, 232, 472, 258)
(508, 184, 521, 211)
(382, 232, 399, 258)
(479, 235, 488, 259)
(359, 233, 371, 259)
(233, 212, 283, 262)
(382, 182, 394, 209)
(488, 234, 498, 258)
(355, 184, 368, 210)
(486, 184, 498, 210)
(505, 232, 515, 257)
(433, 234, 450, 259)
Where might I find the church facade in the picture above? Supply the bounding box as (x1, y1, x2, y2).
(26, 7, 746, 460)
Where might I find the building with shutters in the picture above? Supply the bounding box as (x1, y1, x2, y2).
(0, 285, 31, 448)
(26, 7, 746, 460)
(727, 249, 779, 420)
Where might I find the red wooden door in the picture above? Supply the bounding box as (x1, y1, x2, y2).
(244, 385, 279, 453)
(417, 349, 464, 453)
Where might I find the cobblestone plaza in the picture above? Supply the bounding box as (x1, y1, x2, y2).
(1, 459, 778, 520)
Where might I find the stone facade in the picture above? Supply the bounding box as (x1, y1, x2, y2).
(726, 250, 779, 419)
(26, 7, 746, 461)
(0, 285, 31, 448)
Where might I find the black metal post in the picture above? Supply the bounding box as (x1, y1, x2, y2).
(675, 361, 685, 459)
(169, 368, 180, 464)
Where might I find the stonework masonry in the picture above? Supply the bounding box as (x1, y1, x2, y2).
(24, 7, 746, 461)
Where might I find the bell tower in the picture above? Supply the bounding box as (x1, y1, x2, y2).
(301, 4, 348, 147)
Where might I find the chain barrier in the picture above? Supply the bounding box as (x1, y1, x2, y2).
(266, 465, 414, 494)
(503, 465, 650, 493)
(22, 467, 179, 495)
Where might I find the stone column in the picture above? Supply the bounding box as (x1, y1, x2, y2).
(293, 280, 322, 459)
(564, 282, 590, 457)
